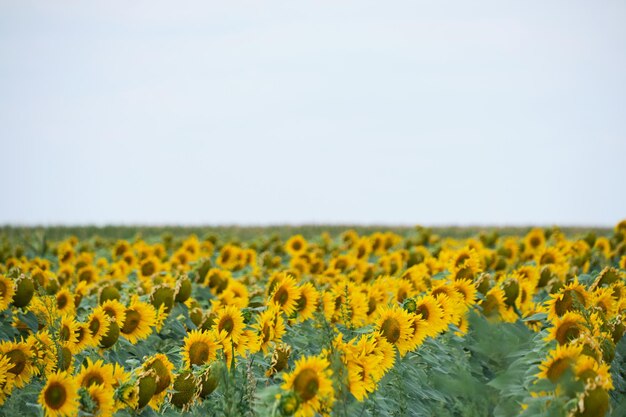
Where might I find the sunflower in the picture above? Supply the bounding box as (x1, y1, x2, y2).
(83, 384, 115, 417)
(120, 298, 156, 344)
(294, 282, 319, 322)
(546, 279, 588, 320)
(139, 256, 161, 279)
(99, 299, 126, 324)
(285, 235, 308, 257)
(546, 312, 588, 346)
(214, 305, 245, 344)
(282, 355, 335, 417)
(77, 358, 115, 388)
(143, 353, 175, 409)
(451, 279, 477, 306)
(254, 306, 286, 354)
(266, 343, 292, 377)
(181, 329, 222, 369)
(481, 286, 508, 321)
(55, 289, 75, 316)
(0, 353, 15, 405)
(88, 309, 112, 345)
(58, 315, 79, 350)
(574, 355, 613, 390)
(169, 370, 200, 411)
(374, 305, 413, 355)
(0, 275, 15, 311)
(590, 287, 618, 317)
(524, 228, 546, 254)
(413, 295, 446, 337)
(39, 371, 79, 417)
(268, 273, 301, 316)
(72, 322, 94, 353)
(537, 344, 582, 383)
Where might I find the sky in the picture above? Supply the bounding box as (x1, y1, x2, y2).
(1, 1, 625, 227)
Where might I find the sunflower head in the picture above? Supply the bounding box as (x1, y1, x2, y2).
(181, 329, 222, 369)
(281, 355, 334, 416)
(39, 371, 79, 417)
(169, 371, 200, 411)
(121, 299, 156, 344)
(143, 354, 174, 395)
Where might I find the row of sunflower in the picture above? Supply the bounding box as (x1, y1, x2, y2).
(0, 222, 625, 416)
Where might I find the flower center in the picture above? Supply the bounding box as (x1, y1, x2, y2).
(189, 341, 209, 365)
(44, 382, 67, 409)
(7, 349, 26, 375)
(380, 317, 401, 343)
(122, 310, 141, 334)
(294, 369, 319, 401)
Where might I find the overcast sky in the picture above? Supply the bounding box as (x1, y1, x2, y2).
(1, 1, 625, 226)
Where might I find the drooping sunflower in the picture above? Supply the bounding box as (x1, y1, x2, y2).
(120, 298, 156, 344)
(374, 305, 413, 355)
(268, 273, 301, 317)
(181, 329, 222, 369)
(214, 305, 245, 345)
(143, 353, 175, 409)
(39, 371, 79, 417)
(281, 355, 335, 417)
(0, 275, 15, 311)
(537, 344, 582, 383)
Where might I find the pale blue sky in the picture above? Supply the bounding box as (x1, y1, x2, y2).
(1, 1, 625, 226)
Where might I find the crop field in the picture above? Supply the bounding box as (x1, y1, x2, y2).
(0, 223, 625, 417)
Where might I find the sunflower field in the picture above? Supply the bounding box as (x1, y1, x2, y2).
(0, 223, 625, 417)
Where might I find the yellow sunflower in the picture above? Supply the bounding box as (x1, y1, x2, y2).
(374, 305, 413, 355)
(413, 295, 446, 337)
(39, 371, 79, 417)
(546, 279, 588, 320)
(77, 358, 115, 388)
(285, 235, 308, 257)
(254, 306, 286, 354)
(268, 273, 301, 316)
(88, 309, 112, 345)
(120, 299, 156, 344)
(83, 384, 115, 417)
(282, 355, 335, 417)
(537, 344, 582, 383)
(0, 275, 15, 311)
(99, 299, 127, 324)
(546, 312, 588, 346)
(214, 305, 245, 344)
(55, 289, 75, 316)
(294, 282, 319, 322)
(181, 329, 222, 369)
(0, 339, 35, 388)
(574, 355, 613, 390)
